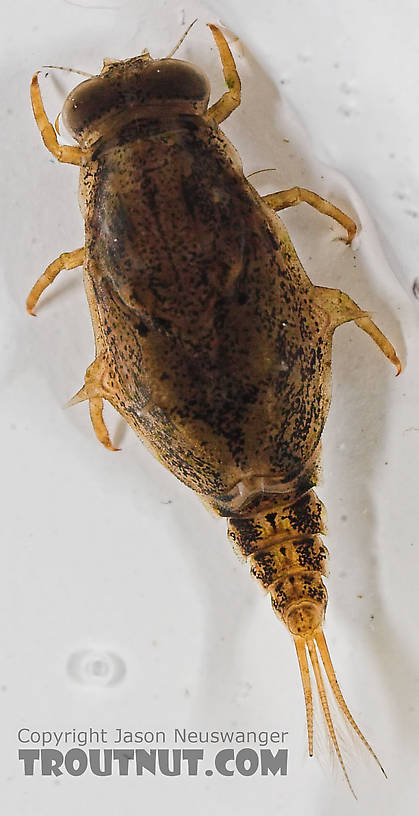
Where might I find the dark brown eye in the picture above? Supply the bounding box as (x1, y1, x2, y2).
(62, 77, 122, 138)
(140, 60, 210, 104)
(62, 59, 210, 141)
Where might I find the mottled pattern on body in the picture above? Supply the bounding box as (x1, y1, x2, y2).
(82, 115, 332, 498)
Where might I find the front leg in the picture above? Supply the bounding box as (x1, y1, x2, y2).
(205, 25, 241, 125)
(30, 72, 82, 165)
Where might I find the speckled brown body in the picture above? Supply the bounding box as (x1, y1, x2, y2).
(83, 116, 331, 501)
(29, 26, 400, 791)
(82, 111, 335, 636)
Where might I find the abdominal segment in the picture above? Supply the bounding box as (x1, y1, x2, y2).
(226, 488, 329, 627)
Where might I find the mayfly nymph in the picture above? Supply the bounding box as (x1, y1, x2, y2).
(28, 23, 401, 794)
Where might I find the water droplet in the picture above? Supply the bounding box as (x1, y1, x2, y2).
(338, 104, 357, 118)
(236, 680, 252, 703)
(297, 53, 312, 63)
(340, 81, 356, 96)
(67, 650, 126, 687)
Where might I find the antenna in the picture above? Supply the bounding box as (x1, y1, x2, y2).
(165, 18, 198, 59)
(43, 65, 94, 78)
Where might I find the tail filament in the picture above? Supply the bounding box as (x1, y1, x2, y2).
(227, 488, 385, 793)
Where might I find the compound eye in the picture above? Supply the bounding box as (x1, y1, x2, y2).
(61, 58, 211, 141)
(145, 60, 210, 106)
(62, 77, 113, 137)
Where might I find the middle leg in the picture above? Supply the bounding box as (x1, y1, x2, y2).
(262, 187, 357, 244)
(27, 247, 84, 315)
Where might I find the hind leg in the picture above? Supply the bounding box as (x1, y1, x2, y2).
(89, 398, 119, 452)
(313, 286, 401, 373)
(353, 314, 401, 373)
(68, 356, 120, 452)
(263, 188, 357, 244)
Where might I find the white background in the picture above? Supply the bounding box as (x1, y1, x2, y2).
(2, 0, 419, 812)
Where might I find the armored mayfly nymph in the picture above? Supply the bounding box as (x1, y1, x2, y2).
(28, 23, 401, 793)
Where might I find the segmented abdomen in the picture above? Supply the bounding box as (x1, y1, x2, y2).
(227, 490, 329, 628)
